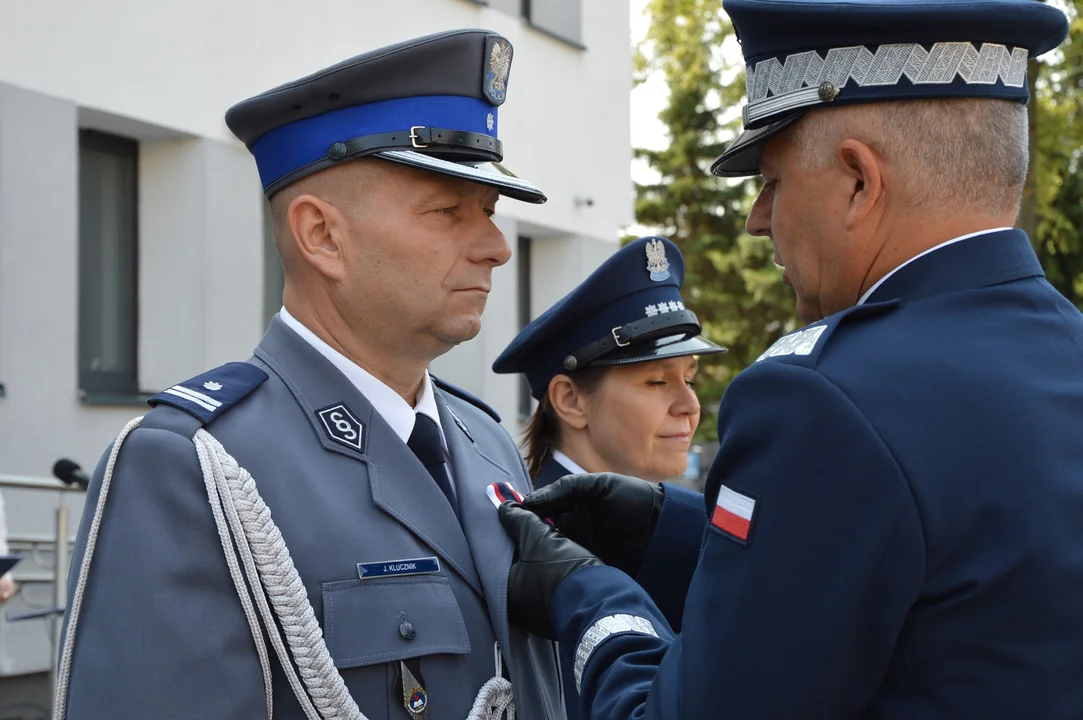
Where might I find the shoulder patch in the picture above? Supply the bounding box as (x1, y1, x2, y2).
(756, 300, 900, 367)
(430, 375, 501, 423)
(757, 323, 828, 362)
(148, 362, 268, 425)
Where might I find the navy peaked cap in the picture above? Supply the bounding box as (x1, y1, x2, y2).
(225, 29, 545, 202)
(493, 237, 725, 400)
(713, 0, 1071, 177)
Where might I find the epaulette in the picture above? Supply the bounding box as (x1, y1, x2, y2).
(148, 362, 268, 425)
(755, 299, 900, 368)
(431, 375, 501, 423)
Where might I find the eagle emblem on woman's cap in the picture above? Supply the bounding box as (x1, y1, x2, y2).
(646, 238, 671, 281)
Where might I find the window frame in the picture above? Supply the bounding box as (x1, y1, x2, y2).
(522, 0, 586, 50)
(77, 129, 141, 400)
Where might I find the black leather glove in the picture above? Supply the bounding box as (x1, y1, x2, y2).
(520, 472, 664, 578)
(498, 501, 604, 640)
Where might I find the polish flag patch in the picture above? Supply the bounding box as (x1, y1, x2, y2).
(486, 482, 525, 509)
(711, 485, 757, 544)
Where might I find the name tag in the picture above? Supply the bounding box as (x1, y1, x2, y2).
(357, 556, 441, 580)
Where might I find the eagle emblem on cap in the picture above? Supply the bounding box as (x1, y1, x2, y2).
(645, 239, 671, 281)
(485, 39, 513, 105)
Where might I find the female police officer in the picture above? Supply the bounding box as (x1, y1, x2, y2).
(492, 235, 723, 718)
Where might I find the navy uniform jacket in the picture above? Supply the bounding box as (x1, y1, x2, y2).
(60, 317, 564, 720)
(534, 456, 581, 720)
(533, 455, 572, 491)
(535, 454, 705, 720)
(550, 229, 1083, 718)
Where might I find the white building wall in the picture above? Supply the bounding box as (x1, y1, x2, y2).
(0, 0, 631, 680)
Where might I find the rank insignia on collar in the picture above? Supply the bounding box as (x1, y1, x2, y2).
(316, 402, 366, 452)
(484, 37, 513, 105)
(645, 238, 671, 281)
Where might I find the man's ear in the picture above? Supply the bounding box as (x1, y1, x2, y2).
(837, 138, 885, 232)
(287, 193, 349, 281)
(548, 375, 589, 430)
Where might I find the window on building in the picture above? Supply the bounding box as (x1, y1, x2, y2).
(78, 130, 139, 397)
(487, 0, 519, 13)
(523, 0, 583, 48)
(262, 197, 285, 329)
(517, 235, 533, 421)
(486, 0, 584, 48)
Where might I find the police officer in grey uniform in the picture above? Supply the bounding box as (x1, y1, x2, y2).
(56, 30, 563, 720)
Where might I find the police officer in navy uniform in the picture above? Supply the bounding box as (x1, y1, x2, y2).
(491, 236, 723, 720)
(496, 1, 1083, 717)
(492, 236, 724, 494)
(57, 31, 564, 720)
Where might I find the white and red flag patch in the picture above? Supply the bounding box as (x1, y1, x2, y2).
(711, 485, 757, 543)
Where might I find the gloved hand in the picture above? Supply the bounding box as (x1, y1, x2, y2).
(498, 501, 603, 640)
(520, 473, 664, 578)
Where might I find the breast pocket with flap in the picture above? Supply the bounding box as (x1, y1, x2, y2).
(321, 575, 471, 669)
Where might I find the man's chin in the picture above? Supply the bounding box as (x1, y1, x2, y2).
(432, 316, 483, 347)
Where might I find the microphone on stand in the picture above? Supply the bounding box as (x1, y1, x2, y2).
(52, 458, 90, 490)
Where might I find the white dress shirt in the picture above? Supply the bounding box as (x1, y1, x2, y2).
(552, 449, 589, 475)
(278, 307, 455, 492)
(857, 227, 1013, 305)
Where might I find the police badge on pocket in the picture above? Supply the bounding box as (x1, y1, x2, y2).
(397, 660, 428, 719)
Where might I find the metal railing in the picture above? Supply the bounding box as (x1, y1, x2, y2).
(0, 473, 85, 713)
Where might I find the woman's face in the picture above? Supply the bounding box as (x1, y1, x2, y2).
(581, 356, 701, 482)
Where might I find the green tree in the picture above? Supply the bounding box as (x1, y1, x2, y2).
(1033, 0, 1083, 307)
(632, 0, 799, 441)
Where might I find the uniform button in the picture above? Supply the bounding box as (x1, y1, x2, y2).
(327, 142, 348, 160)
(818, 81, 840, 102)
(399, 621, 416, 641)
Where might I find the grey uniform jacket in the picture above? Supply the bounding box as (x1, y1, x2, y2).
(59, 317, 564, 720)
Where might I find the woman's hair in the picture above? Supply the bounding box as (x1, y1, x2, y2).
(523, 365, 607, 483)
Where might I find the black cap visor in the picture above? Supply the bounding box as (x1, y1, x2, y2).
(591, 334, 726, 367)
(377, 150, 546, 203)
(710, 111, 804, 177)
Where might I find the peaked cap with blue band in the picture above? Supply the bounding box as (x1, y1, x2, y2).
(712, 0, 1071, 177)
(493, 237, 726, 400)
(225, 29, 546, 203)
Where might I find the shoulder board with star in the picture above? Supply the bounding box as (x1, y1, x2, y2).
(431, 375, 501, 424)
(148, 362, 268, 426)
(755, 299, 900, 367)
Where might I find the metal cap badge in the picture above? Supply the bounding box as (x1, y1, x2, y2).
(645, 238, 671, 282)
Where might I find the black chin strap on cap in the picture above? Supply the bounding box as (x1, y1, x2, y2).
(326, 126, 503, 163)
(562, 309, 702, 371)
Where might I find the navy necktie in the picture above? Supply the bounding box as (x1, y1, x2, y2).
(407, 413, 460, 523)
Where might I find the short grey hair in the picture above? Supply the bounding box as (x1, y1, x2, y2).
(793, 98, 1029, 216)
